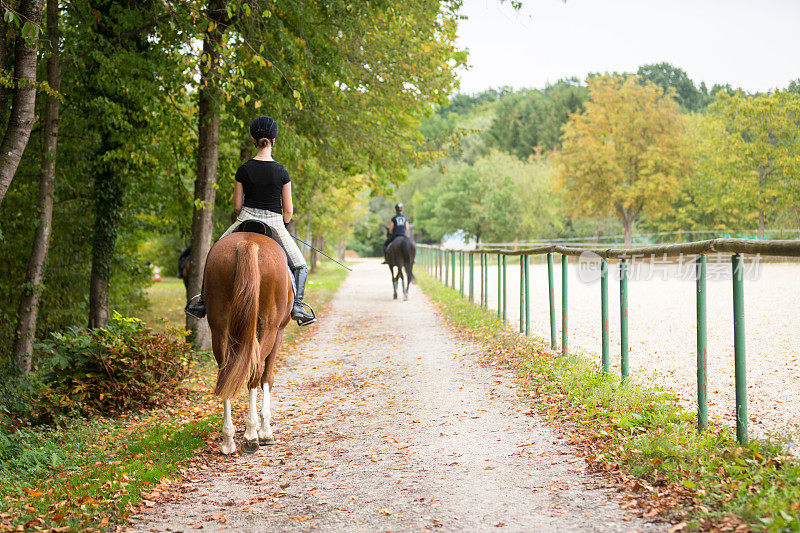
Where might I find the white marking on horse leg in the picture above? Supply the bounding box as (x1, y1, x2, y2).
(258, 383, 274, 442)
(221, 399, 236, 455)
(243, 388, 260, 443)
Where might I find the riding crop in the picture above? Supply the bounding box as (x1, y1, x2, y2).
(289, 234, 353, 271)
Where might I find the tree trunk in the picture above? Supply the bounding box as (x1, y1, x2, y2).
(186, 0, 226, 349)
(337, 241, 346, 261)
(0, 4, 7, 111)
(309, 235, 318, 273)
(302, 216, 312, 263)
(758, 166, 766, 240)
(88, 139, 125, 329)
(0, 0, 46, 207)
(622, 216, 633, 248)
(12, 0, 61, 373)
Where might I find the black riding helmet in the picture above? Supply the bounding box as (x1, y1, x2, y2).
(250, 116, 279, 141)
(395, 202, 403, 212)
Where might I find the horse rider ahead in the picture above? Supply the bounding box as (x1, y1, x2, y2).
(383, 203, 410, 263)
(185, 115, 316, 326)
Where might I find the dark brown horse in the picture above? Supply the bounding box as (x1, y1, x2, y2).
(386, 235, 415, 300)
(203, 232, 293, 454)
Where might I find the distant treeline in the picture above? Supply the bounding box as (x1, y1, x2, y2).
(350, 62, 799, 249)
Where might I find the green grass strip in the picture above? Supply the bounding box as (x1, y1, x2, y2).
(419, 273, 800, 532)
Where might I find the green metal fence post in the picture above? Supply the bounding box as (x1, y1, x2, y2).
(732, 254, 747, 444)
(463, 253, 466, 296)
(547, 253, 557, 350)
(519, 257, 524, 333)
(562, 254, 568, 356)
(502, 255, 508, 323)
(452, 251, 456, 290)
(696, 255, 708, 431)
(460, 253, 464, 295)
(484, 254, 489, 308)
(479, 254, 484, 307)
(524, 255, 530, 336)
(601, 259, 610, 373)
(469, 254, 474, 302)
(479, 254, 484, 306)
(620, 259, 629, 380)
(497, 254, 502, 318)
(442, 250, 450, 287)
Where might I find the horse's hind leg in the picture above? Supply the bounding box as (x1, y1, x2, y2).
(391, 266, 399, 299)
(241, 388, 261, 453)
(221, 399, 236, 455)
(398, 271, 407, 301)
(259, 328, 283, 445)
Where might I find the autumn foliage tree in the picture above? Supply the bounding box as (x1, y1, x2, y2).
(556, 76, 690, 247)
(697, 91, 800, 238)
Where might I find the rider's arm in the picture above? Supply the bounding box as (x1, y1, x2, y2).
(282, 182, 293, 224)
(233, 181, 244, 214)
(388, 221, 395, 233)
(405, 221, 410, 234)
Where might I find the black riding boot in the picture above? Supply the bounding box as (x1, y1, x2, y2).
(185, 294, 206, 319)
(291, 266, 317, 326)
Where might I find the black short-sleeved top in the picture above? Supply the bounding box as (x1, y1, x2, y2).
(235, 159, 291, 214)
(391, 214, 408, 236)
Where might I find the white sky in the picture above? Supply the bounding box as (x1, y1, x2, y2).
(455, 0, 800, 94)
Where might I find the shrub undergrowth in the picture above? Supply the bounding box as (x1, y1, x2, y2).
(37, 312, 192, 415)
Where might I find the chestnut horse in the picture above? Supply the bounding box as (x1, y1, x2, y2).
(203, 232, 293, 455)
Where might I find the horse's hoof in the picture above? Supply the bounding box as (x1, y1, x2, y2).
(241, 439, 260, 454)
(258, 427, 274, 445)
(393, 294, 398, 300)
(403, 294, 408, 301)
(221, 441, 237, 456)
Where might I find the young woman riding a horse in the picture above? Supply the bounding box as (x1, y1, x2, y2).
(185, 116, 315, 327)
(186, 116, 316, 455)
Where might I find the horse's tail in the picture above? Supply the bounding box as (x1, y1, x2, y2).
(214, 240, 262, 399)
(402, 239, 415, 283)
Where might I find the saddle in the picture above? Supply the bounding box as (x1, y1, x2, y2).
(234, 219, 296, 295)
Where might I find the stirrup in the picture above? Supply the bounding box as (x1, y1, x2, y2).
(185, 294, 205, 319)
(292, 301, 317, 326)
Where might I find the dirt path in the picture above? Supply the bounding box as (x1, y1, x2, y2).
(130, 259, 662, 532)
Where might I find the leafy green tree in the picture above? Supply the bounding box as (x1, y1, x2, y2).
(0, 0, 46, 207)
(556, 75, 690, 247)
(696, 91, 800, 238)
(486, 79, 588, 158)
(61, 0, 187, 329)
(404, 150, 561, 243)
(636, 62, 708, 112)
(12, 0, 61, 372)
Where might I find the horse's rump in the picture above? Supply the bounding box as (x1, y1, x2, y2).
(387, 236, 415, 283)
(204, 233, 293, 399)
